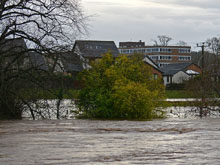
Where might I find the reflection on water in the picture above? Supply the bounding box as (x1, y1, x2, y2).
(22, 99, 77, 120)
(167, 106, 220, 119)
(22, 99, 220, 120)
(0, 119, 220, 165)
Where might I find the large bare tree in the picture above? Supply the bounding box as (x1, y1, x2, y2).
(176, 40, 188, 46)
(0, 0, 87, 119)
(206, 37, 220, 55)
(152, 35, 172, 46)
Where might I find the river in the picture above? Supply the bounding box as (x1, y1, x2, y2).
(0, 118, 220, 165)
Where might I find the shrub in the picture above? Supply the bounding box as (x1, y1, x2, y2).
(76, 53, 167, 120)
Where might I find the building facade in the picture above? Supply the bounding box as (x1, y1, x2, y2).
(162, 63, 201, 85)
(118, 41, 192, 67)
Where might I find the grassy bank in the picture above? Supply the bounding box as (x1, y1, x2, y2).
(19, 89, 80, 100)
(20, 89, 198, 99)
(165, 90, 198, 99)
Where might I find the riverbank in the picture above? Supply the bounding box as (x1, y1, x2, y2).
(19, 89, 202, 99)
(20, 99, 220, 120)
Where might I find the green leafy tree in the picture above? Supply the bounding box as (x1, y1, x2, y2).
(76, 53, 167, 120)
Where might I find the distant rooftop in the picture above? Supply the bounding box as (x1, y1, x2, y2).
(119, 40, 145, 48)
(0, 38, 27, 53)
(73, 40, 119, 58)
(118, 40, 191, 49)
(29, 52, 49, 71)
(60, 51, 83, 72)
(161, 63, 194, 76)
(143, 55, 163, 73)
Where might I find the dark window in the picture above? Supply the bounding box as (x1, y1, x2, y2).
(167, 76, 169, 83)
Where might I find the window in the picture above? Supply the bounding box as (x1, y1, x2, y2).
(120, 48, 146, 54)
(167, 76, 170, 83)
(95, 46, 102, 49)
(121, 49, 130, 54)
(178, 56, 191, 61)
(149, 55, 159, 60)
(160, 48, 172, 53)
(154, 74, 158, 80)
(179, 48, 191, 53)
(152, 48, 159, 52)
(146, 48, 152, 52)
(159, 55, 172, 60)
(159, 63, 170, 67)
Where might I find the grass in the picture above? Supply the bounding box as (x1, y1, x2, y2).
(20, 89, 198, 99)
(18, 88, 80, 100)
(166, 90, 197, 99)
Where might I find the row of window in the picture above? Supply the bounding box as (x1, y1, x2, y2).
(179, 48, 191, 53)
(179, 56, 191, 61)
(119, 48, 190, 54)
(85, 45, 102, 49)
(160, 56, 172, 60)
(149, 55, 191, 61)
(150, 56, 159, 60)
(158, 63, 170, 67)
(149, 55, 172, 60)
(120, 49, 145, 54)
(120, 45, 143, 48)
(160, 48, 172, 53)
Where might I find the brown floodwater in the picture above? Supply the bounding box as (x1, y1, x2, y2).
(0, 118, 220, 165)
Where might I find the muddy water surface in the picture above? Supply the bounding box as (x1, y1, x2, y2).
(0, 119, 220, 165)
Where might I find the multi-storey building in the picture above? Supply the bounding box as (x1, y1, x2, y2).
(118, 41, 192, 67)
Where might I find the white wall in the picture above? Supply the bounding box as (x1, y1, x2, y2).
(163, 71, 190, 85)
(172, 71, 190, 84)
(163, 76, 168, 85)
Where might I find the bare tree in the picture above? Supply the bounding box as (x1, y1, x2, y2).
(152, 35, 172, 46)
(176, 40, 188, 46)
(206, 37, 220, 55)
(187, 38, 220, 117)
(0, 0, 87, 119)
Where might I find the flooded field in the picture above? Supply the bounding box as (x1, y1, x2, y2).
(0, 118, 220, 165)
(22, 99, 220, 120)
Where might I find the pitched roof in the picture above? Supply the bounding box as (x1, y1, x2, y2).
(143, 56, 163, 73)
(29, 52, 49, 71)
(161, 63, 194, 76)
(60, 51, 83, 72)
(73, 40, 119, 58)
(0, 38, 27, 54)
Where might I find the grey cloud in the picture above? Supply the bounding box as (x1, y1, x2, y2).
(83, 0, 220, 48)
(142, 0, 220, 10)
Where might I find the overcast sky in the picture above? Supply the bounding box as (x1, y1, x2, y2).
(81, 0, 220, 49)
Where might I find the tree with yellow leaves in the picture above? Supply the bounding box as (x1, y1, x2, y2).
(76, 53, 166, 120)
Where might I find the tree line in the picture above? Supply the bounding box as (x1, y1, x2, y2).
(1, 0, 220, 120)
(0, 0, 87, 119)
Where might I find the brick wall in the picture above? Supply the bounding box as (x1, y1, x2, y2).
(186, 64, 202, 73)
